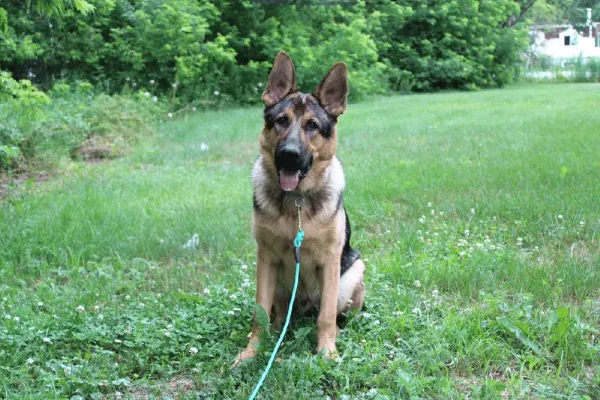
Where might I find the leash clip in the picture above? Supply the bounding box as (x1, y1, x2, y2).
(295, 197, 304, 231)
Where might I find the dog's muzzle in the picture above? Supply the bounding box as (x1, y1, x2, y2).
(275, 142, 312, 192)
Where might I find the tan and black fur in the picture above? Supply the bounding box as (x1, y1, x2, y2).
(234, 51, 365, 366)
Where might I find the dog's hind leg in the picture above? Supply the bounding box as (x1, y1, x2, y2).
(337, 258, 365, 314)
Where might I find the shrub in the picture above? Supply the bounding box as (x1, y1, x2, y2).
(0, 72, 50, 169)
(0, 71, 165, 171)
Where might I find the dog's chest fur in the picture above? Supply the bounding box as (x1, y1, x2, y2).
(251, 156, 347, 299)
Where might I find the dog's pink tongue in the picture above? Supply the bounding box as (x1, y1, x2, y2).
(280, 170, 300, 192)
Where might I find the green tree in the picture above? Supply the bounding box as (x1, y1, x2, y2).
(1, 0, 94, 33)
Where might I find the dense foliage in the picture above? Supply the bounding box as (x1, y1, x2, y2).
(1, 0, 531, 104)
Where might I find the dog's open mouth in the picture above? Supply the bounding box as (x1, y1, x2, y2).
(279, 169, 301, 192)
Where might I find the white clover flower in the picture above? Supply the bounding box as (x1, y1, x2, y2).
(439, 211, 444, 216)
(558, 215, 563, 220)
(241, 264, 248, 270)
(26, 358, 35, 365)
(412, 308, 421, 315)
(228, 310, 235, 315)
(139, 303, 145, 308)
(200, 143, 209, 151)
(432, 289, 439, 297)
(257, 82, 263, 87)
(126, 77, 130, 81)
(164, 331, 171, 337)
(189, 346, 198, 355)
(214, 90, 220, 96)
(172, 83, 177, 89)
(144, 92, 150, 97)
(167, 324, 174, 331)
(93, 305, 100, 312)
(427, 202, 432, 207)
(459, 251, 466, 257)
(192, 106, 197, 111)
(37, 302, 44, 306)
(230, 294, 237, 300)
(430, 209, 435, 215)
(152, 96, 158, 102)
(418, 216, 426, 224)
(471, 208, 475, 214)
(98, 314, 104, 322)
(64, 366, 71, 376)
(223, 288, 229, 294)
(132, 82, 137, 87)
(125, 295, 130, 300)
(373, 320, 380, 325)
(43, 337, 51, 343)
(464, 229, 470, 237)
(414, 280, 421, 288)
(150, 79, 155, 84)
(168, 113, 173, 119)
(580, 220, 585, 228)
(203, 288, 210, 295)
(4, 314, 10, 320)
(76, 305, 85, 312)
(13, 316, 20, 322)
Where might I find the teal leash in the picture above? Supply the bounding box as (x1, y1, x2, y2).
(248, 199, 305, 400)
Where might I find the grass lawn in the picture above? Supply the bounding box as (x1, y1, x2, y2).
(1, 83, 599, 399)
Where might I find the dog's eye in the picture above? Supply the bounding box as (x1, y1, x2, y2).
(306, 121, 319, 131)
(275, 116, 288, 125)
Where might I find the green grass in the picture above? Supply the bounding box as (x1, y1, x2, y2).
(1, 83, 599, 399)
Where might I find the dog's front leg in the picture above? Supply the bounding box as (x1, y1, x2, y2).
(233, 246, 278, 367)
(317, 255, 341, 358)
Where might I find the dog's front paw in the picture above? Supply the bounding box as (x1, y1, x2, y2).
(316, 342, 339, 361)
(232, 345, 258, 368)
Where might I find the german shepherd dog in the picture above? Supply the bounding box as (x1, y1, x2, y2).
(234, 51, 365, 366)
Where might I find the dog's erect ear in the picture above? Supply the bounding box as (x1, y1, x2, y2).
(262, 51, 297, 107)
(313, 62, 348, 117)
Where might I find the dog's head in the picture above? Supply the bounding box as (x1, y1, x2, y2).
(259, 51, 348, 193)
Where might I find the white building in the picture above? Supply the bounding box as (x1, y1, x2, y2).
(530, 8, 600, 60)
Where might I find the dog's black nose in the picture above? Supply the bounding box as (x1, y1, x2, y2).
(275, 141, 309, 172)
(279, 143, 301, 163)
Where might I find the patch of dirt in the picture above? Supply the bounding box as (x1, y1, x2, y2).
(127, 375, 196, 400)
(568, 241, 599, 263)
(0, 169, 51, 199)
(70, 135, 127, 163)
